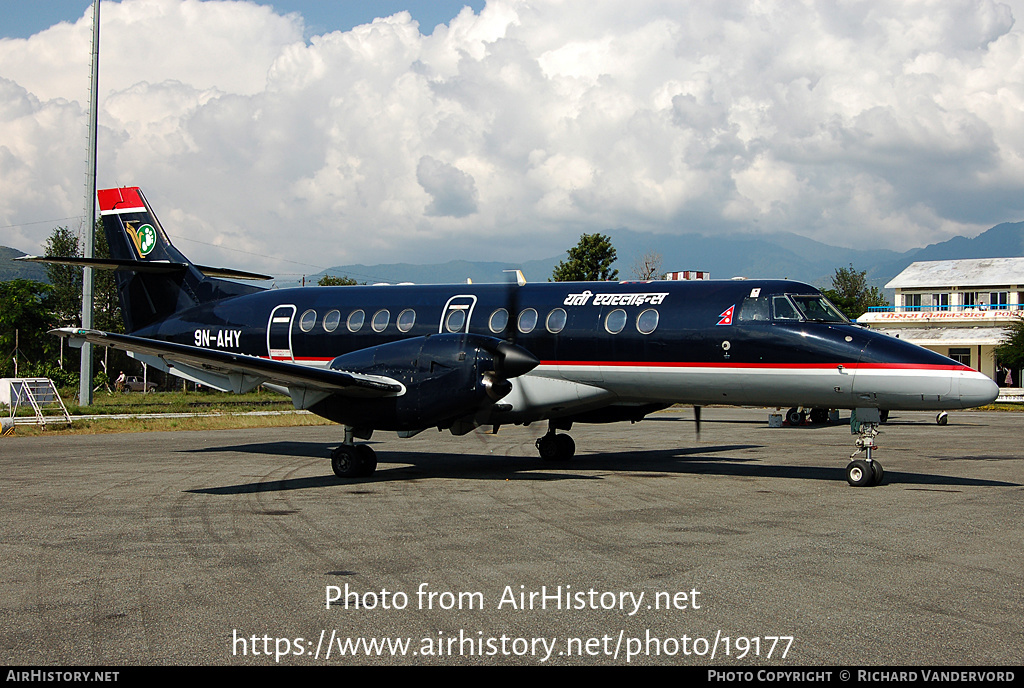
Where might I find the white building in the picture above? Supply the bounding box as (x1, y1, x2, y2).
(857, 257, 1024, 384)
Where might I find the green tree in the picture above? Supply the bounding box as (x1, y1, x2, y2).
(91, 219, 122, 334)
(317, 274, 359, 286)
(44, 226, 83, 327)
(995, 315, 1024, 372)
(0, 280, 56, 378)
(551, 233, 619, 282)
(822, 264, 888, 319)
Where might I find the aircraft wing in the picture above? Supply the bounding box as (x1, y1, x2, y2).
(51, 328, 404, 400)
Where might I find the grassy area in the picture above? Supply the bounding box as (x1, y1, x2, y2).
(8, 411, 332, 436)
(65, 387, 294, 416)
(4, 387, 329, 436)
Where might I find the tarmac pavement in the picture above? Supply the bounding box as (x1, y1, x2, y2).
(1, 408, 1021, 666)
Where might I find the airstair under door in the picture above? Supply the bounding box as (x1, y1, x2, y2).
(267, 305, 297, 361)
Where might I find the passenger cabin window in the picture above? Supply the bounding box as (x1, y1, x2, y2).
(299, 309, 317, 332)
(518, 308, 538, 334)
(371, 309, 390, 332)
(637, 309, 659, 334)
(397, 309, 416, 332)
(605, 309, 626, 334)
(347, 310, 365, 332)
(489, 309, 509, 333)
(323, 310, 341, 332)
(445, 309, 467, 332)
(546, 308, 567, 334)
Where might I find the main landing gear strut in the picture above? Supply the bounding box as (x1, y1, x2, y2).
(847, 409, 884, 487)
(331, 426, 377, 478)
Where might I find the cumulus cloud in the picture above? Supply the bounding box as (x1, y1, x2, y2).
(1, 0, 1024, 275)
(417, 156, 479, 217)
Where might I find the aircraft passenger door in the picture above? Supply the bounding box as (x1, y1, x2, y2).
(440, 295, 478, 334)
(267, 304, 297, 361)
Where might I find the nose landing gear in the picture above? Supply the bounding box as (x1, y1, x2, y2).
(848, 408, 884, 487)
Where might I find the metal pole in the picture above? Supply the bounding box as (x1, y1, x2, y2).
(79, 0, 100, 406)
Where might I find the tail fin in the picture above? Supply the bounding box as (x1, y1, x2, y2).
(98, 187, 267, 332)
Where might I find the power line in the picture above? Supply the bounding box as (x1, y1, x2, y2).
(0, 216, 84, 231)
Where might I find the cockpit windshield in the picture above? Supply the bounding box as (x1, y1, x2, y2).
(788, 295, 849, 323)
(738, 293, 851, 324)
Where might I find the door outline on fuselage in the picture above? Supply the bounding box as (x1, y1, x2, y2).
(440, 295, 478, 334)
(267, 304, 297, 361)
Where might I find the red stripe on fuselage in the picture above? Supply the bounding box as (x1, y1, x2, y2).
(541, 361, 970, 371)
(275, 356, 969, 373)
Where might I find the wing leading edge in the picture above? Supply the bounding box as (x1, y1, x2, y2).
(51, 328, 405, 401)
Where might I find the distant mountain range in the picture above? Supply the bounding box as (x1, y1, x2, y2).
(0, 246, 48, 282)
(5, 220, 1024, 293)
(293, 220, 1024, 291)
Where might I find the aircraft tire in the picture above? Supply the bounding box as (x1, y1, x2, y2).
(538, 434, 574, 461)
(809, 408, 829, 424)
(537, 435, 559, 461)
(786, 407, 805, 426)
(355, 444, 377, 477)
(555, 433, 576, 459)
(331, 445, 364, 478)
(936, 412, 948, 426)
(871, 460, 884, 486)
(846, 459, 874, 487)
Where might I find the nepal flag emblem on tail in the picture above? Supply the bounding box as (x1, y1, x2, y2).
(717, 305, 735, 326)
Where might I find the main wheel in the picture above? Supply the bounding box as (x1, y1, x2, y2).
(555, 433, 576, 459)
(537, 434, 574, 461)
(331, 445, 364, 478)
(786, 407, 805, 426)
(809, 408, 829, 424)
(355, 444, 377, 477)
(936, 412, 948, 426)
(537, 434, 560, 461)
(846, 459, 874, 487)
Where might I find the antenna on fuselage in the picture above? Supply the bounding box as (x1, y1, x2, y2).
(503, 269, 526, 287)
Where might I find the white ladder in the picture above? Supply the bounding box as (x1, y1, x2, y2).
(8, 378, 72, 426)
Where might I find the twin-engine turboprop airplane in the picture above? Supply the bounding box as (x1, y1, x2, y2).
(27, 187, 999, 486)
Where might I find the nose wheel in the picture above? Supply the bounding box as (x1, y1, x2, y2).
(848, 418, 884, 486)
(846, 457, 884, 487)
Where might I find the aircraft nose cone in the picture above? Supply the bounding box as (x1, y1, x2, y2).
(959, 372, 999, 409)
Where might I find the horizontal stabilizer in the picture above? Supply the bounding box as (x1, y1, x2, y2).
(16, 255, 272, 281)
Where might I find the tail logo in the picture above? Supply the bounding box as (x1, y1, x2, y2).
(126, 222, 157, 258)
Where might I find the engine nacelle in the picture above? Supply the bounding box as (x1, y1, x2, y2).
(311, 333, 537, 430)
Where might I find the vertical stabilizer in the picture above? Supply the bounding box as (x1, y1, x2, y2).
(98, 187, 261, 332)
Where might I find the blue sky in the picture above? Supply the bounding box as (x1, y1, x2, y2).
(0, 1, 485, 39)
